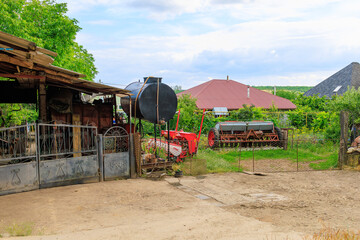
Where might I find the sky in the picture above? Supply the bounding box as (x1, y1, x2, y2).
(58, 0, 360, 90)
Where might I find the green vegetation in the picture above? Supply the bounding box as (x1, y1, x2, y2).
(172, 85, 184, 94)
(3, 222, 34, 237)
(0, 104, 38, 127)
(254, 86, 312, 93)
(179, 158, 207, 176)
(173, 87, 360, 142)
(190, 136, 338, 173)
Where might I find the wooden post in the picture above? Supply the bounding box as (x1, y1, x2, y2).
(73, 114, 82, 157)
(338, 139, 345, 170)
(133, 132, 141, 175)
(38, 75, 47, 123)
(339, 111, 349, 168)
(97, 134, 104, 181)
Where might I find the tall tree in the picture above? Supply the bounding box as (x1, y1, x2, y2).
(0, 0, 97, 81)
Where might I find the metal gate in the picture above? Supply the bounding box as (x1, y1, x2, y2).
(37, 124, 99, 188)
(0, 123, 133, 195)
(102, 127, 130, 180)
(0, 124, 38, 195)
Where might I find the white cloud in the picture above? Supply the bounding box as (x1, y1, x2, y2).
(92, 17, 360, 64)
(237, 70, 335, 86)
(87, 20, 114, 25)
(59, 0, 360, 88)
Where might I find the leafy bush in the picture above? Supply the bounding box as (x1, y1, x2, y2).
(288, 106, 313, 128)
(312, 111, 331, 132)
(228, 104, 265, 121)
(327, 87, 360, 124)
(323, 113, 340, 142)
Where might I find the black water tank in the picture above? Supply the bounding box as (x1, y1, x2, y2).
(121, 77, 178, 124)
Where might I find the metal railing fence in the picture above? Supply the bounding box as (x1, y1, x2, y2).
(0, 124, 37, 165)
(103, 135, 129, 153)
(37, 123, 97, 160)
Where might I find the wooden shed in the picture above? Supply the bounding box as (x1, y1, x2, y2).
(0, 31, 130, 133)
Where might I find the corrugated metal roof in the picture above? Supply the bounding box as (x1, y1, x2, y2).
(177, 79, 296, 110)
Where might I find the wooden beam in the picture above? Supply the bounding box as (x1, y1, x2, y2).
(33, 65, 77, 82)
(30, 51, 54, 65)
(0, 53, 33, 68)
(0, 31, 36, 51)
(0, 43, 30, 59)
(0, 73, 45, 80)
(36, 47, 57, 57)
(43, 73, 74, 85)
(0, 43, 54, 65)
(38, 75, 47, 122)
(0, 62, 17, 72)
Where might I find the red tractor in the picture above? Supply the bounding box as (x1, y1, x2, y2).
(148, 110, 205, 162)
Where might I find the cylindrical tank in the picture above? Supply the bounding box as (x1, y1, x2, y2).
(121, 77, 177, 124)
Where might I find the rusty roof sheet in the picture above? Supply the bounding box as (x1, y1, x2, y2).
(177, 79, 296, 110)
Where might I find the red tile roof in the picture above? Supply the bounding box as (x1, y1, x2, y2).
(177, 79, 296, 110)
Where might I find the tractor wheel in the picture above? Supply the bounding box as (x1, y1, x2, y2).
(208, 128, 220, 149)
(275, 127, 284, 148)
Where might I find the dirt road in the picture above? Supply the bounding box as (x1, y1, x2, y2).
(0, 170, 359, 239)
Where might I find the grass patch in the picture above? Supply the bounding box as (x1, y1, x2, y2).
(305, 226, 360, 240)
(194, 148, 241, 173)
(193, 139, 338, 172)
(180, 158, 207, 175)
(309, 153, 338, 170)
(5, 222, 34, 237)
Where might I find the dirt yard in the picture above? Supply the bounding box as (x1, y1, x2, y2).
(0, 170, 359, 240)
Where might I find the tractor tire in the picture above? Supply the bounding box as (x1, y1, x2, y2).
(208, 128, 220, 149)
(275, 127, 284, 148)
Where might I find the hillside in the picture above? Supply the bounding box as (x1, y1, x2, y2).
(253, 86, 312, 93)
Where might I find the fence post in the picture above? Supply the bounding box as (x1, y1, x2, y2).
(238, 145, 242, 172)
(97, 134, 104, 181)
(252, 142, 255, 172)
(339, 111, 349, 168)
(296, 140, 299, 172)
(129, 133, 136, 178)
(338, 139, 345, 170)
(35, 123, 41, 188)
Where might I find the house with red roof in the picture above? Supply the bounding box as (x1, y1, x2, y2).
(177, 79, 296, 111)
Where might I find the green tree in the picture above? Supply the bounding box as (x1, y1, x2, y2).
(276, 90, 329, 112)
(229, 104, 265, 121)
(175, 94, 200, 132)
(0, 0, 97, 81)
(0, 104, 38, 127)
(327, 87, 360, 123)
(172, 85, 183, 94)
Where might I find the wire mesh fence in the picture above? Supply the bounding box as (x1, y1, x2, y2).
(210, 138, 339, 173)
(140, 136, 339, 174)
